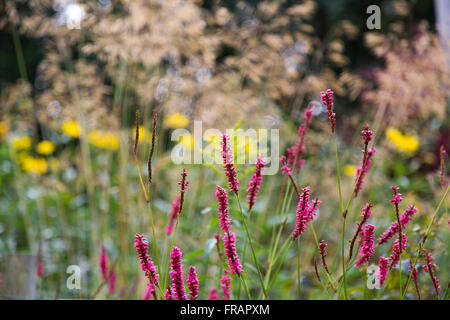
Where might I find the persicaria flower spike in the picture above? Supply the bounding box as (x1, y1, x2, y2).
(355, 224, 375, 267)
(361, 125, 373, 144)
(390, 186, 403, 205)
(208, 288, 218, 300)
(99, 245, 108, 281)
(169, 246, 187, 300)
(221, 134, 239, 194)
(286, 105, 313, 172)
(134, 234, 159, 285)
(378, 256, 390, 285)
(354, 148, 376, 197)
(37, 242, 44, 277)
(220, 270, 232, 300)
(320, 89, 336, 133)
(166, 195, 181, 235)
(422, 249, 440, 295)
(108, 269, 116, 295)
(292, 186, 319, 240)
(247, 156, 265, 210)
(377, 205, 417, 244)
(186, 266, 199, 300)
(389, 233, 407, 268)
(142, 282, 154, 300)
(165, 287, 173, 300)
(216, 186, 231, 233)
(223, 232, 243, 275)
(318, 240, 330, 273)
(280, 156, 292, 176)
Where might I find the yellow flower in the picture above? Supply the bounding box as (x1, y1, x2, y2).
(0, 121, 8, 139)
(12, 136, 32, 150)
(180, 134, 195, 150)
(36, 140, 55, 155)
(21, 156, 48, 175)
(386, 127, 419, 154)
(88, 130, 119, 150)
(163, 113, 190, 129)
(129, 127, 152, 144)
(62, 120, 81, 138)
(344, 164, 357, 177)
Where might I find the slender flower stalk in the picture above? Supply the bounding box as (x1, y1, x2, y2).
(100, 245, 108, 281)
(355, 224, 375, 267)
(247, 156, 265, 211)
(216, 186, 231, 232)
(221, 133, 239, 194)
(214, 233, 223, 260)
(166, 195, 181, 235)
(422, 249, 440, 297)
(377, 205, 417, 244)
(223, 232, 243, 276)
(378, 256, 390, 286)
(169, 247, 187, 300)
(133, 110, 140, 158)
(320, 89, 336, 133)
(187, 266, 199, 300)
(134, 234, 159, 285)
(208, 288, 218, 300)
(221, 270, 232, 300)
(440, 146, 446, 189)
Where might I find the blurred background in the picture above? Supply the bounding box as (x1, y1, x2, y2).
(0, 0, 448, 300)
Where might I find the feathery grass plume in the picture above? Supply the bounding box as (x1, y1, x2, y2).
(221, 133, 239, 194)
(216, 186, 231, 232)
(318, 240, 330, 273)
(409, 260, 421, 299)
(221, 270, 232, 300)
(134, 110, 140, 157)
(99, 245, 108, 281)
(286, 105, 313, 172)
(422, 249, 440, 296)
(292, 186, 320, 240)
(165, 287, 173, 300)
(37, 242, 44, 277)
(134, 234, 159, 285)
(377, 204, 417, 244)
(440, 146, 446, 188)
(108, 269, 116, 295)
(354, 148, 376, 197)
(142, 282, 154, 300)
(223, 232, 243, 275)
(166, 195, 181, 235)
(169, 246, 187, 300)
(320, 89, 336, 133)
(355, 224, 375, 267)
(247, 155, 265, 210)
(348, 202, 374, 261)
(378, 256, 390, 285)
(208, 288, 218, 300)
(187, 266, 199, 300)
(148, 110, 158, 185)
(389, 233, 407, 268)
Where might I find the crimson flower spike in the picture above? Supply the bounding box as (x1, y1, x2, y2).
(169, 246, 187, 300)
(320, 89, 336, 133)
(247, 155, 265, 211)
(221, 134, 239, 194)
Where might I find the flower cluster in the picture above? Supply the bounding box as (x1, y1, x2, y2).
(377, 205, 417, 244)
(247, 156, 265, 210)
(378, 256, 390, 285)
(216, 186, 231, 233)
(187, 266, 199, 300)
(221, 270, 232, 300)
(292, 186, 320, 240)
(422, 249, 440, 294)
(354, 148, 376, 197)
(134, 234, 159, 285)
(166, 196, 181, 235)
(318, 240, 329, 272)
(355, 224, 375, 266)
(223, 232, 243, 275)
(221, 134, 239, 194)
(389, 233, 407, 268)
(320, 89, 336, 133)
(286, 106, 313, 172)
(169, 246, 187, 300)
(280, 156, 292, 177)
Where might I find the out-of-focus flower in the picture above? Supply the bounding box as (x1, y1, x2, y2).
(88, 130, 119, 150)
(62, 120, 81, 138)
(385, 127, 419, 154)
(180, 134, 195, 150)
(164, 113, 190, 129)
(0, 121, 8, 139)
(21, 156, 48, 175)
(48, 158, 60, 172)
(36, 140, 55, 155)
(344, 164, 357, 176)
(12, 136, 32, 150)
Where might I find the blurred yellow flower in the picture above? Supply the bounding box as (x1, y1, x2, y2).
(36, 140, 56, 155)
(385, 127, 419, 154)
(164, 113, 190, 129)
(62, 120, 81, 138)
(12, 136, 32, 150)
(0, 121, 8, 139)
(88, 130, 119, 150)
(21, 156, 48, 175)
(180, 134, 195, 150)
(344, 164, 357, 176)
(129, 127, 152, 143)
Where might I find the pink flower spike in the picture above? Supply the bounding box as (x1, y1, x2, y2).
(187, 266, 199, 300)
(221, 134, 239, 194)
(320, 89, 336, 133)
(354, 148, 376, 197)
(389, 233, 407, 268)
(223, 232, 243, 275)
(165, 287, 174, 300)
(142, 282, 154, 300)
(280, 156, 292, 177)
(169, 246, 187, 300)
(100, 245, 108, 281)
(134, 234, 159, 285)
(377, 205, 417, 244)
(355, 224, 375, 267)
(221, 270, 232, 300)
(318, 240, 330, 273)
(108, 269, 116, 295)
(378, 256, 390, 285)
(247, 155, 266, 210)
(216, 186, 231, 233)
(422, 249, 440, 295)
(166, 195, 181, 235)
(37, 242, 44, 277)
(292, 186, 314, 240)
(208, 288, 218, 300)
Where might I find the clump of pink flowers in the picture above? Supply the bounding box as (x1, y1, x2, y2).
(389, 233, 407, 268)
(169, 246, 187, 300)
(378, 256, 390, 285)
(134, 234, 159, 285)
(292, 186, 320, 240)
(221, 134, 239, 194)
(187, 266, 199, 300)
(320, 89, 336, 133)
(223, 232, 243, 275)
(355, 224, 375, 267)
(216, 186, 231, 232)
(280, 156, 292, 176)
(208, 288, 218, 300)
(221, 270, 232, 300)
(247, 156, 265, 210)
(377, 204, 417, 244)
